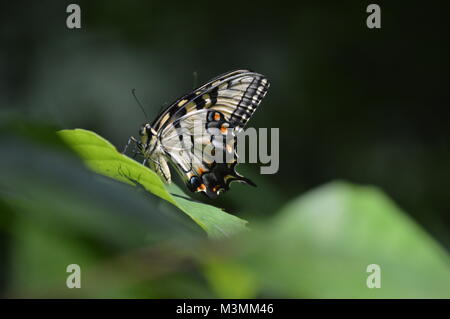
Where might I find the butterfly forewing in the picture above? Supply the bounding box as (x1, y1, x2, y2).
(153, 70, 269, 132)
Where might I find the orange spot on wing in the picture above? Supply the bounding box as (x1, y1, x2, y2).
(220, 125, 228, 134)
(196, 184, 206, 192)
(213, 113, 221, 121)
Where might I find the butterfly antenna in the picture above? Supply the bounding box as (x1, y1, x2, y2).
(131, 88, 149, 122)
(192, 71, 198, 89)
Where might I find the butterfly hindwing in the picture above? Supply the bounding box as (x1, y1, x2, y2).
(160, 109, 254, 197)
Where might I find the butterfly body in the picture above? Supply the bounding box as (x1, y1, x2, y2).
(127, 70, 270, 198)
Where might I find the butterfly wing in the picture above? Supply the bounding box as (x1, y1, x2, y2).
(156, 70, 269, 197)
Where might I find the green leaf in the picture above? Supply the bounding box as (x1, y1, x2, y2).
(57, 129, 247, 239)
(0, 136, 199, 248)
(0, 135, 202, 297)
(212, 181, 450, 298)
(167, 183, 248, 239)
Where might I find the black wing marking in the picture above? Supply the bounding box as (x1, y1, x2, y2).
(160, 109, 256, 198)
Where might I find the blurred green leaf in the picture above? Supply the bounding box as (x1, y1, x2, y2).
(0, 139, 196, 248)
(0, 133, 203, 297)
(9, 216, 98, 297)
(3, 123, 448, 298)
(58, 129, 248, 239)
(209, 181, 450, 298)
(203, 256, 258, 298)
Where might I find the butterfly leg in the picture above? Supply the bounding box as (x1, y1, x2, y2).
(122, 136, 138, 154)
(154, 155, 171, 183)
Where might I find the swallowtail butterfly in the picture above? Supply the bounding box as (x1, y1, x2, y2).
(125, 69, 269, 198)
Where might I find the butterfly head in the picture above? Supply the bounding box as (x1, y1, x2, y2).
(139, 123, 157, 144)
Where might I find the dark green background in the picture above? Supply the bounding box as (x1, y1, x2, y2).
(1, 1, 449, 297)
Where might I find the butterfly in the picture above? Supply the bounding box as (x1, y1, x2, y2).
(124, 69, 270, 198)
